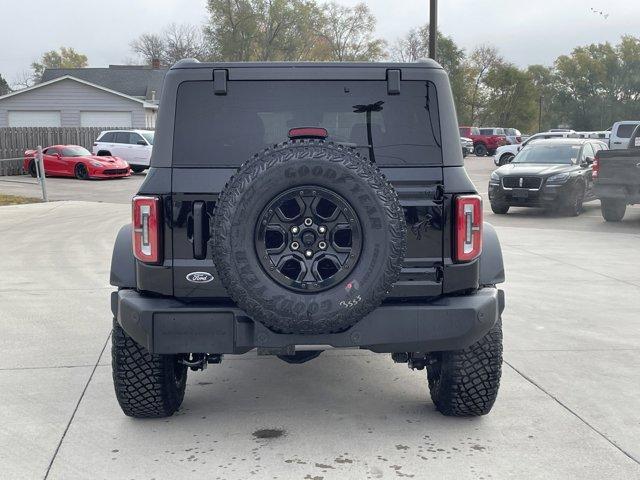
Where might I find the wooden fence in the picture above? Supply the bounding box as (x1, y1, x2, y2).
(0, 127, 127, 175)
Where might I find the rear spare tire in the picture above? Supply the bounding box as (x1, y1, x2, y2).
(212, 140, 407, 334)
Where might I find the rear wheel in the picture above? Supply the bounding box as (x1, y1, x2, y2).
(74, 163, 89, 180)
(131, 165, 146, 173)
(474, 144, 488, 157)
(112, 319, 187, 418)
(427, 317, 503, 416)
(490, 202, 509, 215)
(28, 160, 38, 178)
(601, 198, 626, 222)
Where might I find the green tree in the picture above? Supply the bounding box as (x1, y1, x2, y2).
(204, 0, 326, 61)
(464, 45, 503, 126)
(391, 25, 467, 122)
(483, 64, 537, 132)
(320, 2, 385, 61)
(549, 37, 640, 130)
(0, 74, 10, 96)
(31, 47, 88, 83)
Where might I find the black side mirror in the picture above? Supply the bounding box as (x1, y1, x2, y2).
(584, 156, 593, 165)
(137, 140, 147, 145)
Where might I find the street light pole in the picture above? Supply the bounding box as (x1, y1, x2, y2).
(429, 0, 438, 60)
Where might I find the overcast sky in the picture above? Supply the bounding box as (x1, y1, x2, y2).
(1, 0, 638, 85)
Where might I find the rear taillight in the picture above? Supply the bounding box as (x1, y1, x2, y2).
(455, 195, 482, 262)
(592, 156, 600, 179)
(132, 196, 161, 264)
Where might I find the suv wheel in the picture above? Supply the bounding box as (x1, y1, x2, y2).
(565, 183, 584, 217)
(474, 144, 488, 157)
(490, 202, 509, 215)
(112, 318, 187, 418)
(601, 198, 626, 222)
(212, 140, 407, 335)
(427, 317, 503, 416)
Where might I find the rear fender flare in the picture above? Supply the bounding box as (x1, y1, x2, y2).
(110, 224, 136, 288)
(480, 222, 505, 286)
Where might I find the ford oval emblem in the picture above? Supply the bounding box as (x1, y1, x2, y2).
(186, 272, 214, 284)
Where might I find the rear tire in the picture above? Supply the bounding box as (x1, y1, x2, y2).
(427, 317, 503, 417)
(112, 318, 187, 418)
(28, 160, 38, 178)
(490, 202, 509, 215)
(601, 198, 626, 222)
(130, 165, 146, 173)
(474, 144, 488, 157)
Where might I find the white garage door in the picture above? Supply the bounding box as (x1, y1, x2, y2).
(8, 111, 61, 127)
(80, 111, 132, 127)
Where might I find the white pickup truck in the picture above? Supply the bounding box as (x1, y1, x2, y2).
(609, 121, 640, 150)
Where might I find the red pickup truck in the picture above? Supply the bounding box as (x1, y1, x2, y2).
(459, 127, 507, 157)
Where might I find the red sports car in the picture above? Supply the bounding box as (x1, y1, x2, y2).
(24, 145, 131, 180)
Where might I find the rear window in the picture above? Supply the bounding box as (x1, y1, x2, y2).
(173, 80, 442, 167)
(616, 123, 639, 138)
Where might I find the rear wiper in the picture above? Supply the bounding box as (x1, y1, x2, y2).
(353, 101, 384, 163)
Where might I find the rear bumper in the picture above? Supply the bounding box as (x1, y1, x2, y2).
(111, 288, 505, 355)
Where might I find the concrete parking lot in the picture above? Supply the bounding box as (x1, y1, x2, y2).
(1, 157, 639, 479)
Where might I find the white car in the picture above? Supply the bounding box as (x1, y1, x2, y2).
(609, 121, 640, 150)
(493, 131, 575, 165)
(92, 130, 154, 173)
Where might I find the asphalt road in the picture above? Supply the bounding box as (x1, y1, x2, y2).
(1, 157, 639, 479)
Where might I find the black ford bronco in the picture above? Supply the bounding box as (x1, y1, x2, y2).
(110, 60, 505, 418)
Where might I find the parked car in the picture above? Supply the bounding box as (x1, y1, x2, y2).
(494, 130, 578, 166)
(593, 124, 640, 221)
(460, 136, 473, 157)
(459, 126, 507, 156)
(109, 61, 506, 419)
(23, 145, 130, 180)
(488, 138, 606, 216)
(608, 121, 640, 150)
(93, 130, 154, 173)
(504, 128, 523, 145)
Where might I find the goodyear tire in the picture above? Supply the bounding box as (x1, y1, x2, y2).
(212, 140, 407, 334)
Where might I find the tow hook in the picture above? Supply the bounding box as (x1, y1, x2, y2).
(180, 353, 223, 371)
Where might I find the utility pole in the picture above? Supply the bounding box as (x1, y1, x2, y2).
(429, 0, 438, 60)
(538, 95, 543, 132)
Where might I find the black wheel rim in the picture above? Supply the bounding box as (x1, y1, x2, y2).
(255, 186, 363, 293)
(76, 164, 87, 179)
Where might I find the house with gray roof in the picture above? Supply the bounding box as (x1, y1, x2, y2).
(0, 64, 167, 128)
